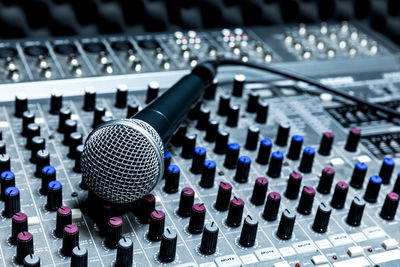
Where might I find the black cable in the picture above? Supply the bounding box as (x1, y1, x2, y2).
(207, 59, 400, 119)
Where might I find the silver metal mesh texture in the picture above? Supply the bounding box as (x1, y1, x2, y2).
(81, 119, 164, 203)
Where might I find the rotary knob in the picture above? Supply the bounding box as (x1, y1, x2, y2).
(287, 135, 303, 160)
(297, 186, 315, 215)
(380, 192, 399, 220)
(239, 215, 258, 247)
(116, 237, 133, 267)
(215, 182, 232, 211)
(262, 192, 281, 221)
(276, 209, 296, 240)
(62, 224, 79, 256)
(148, 210, 165, 241)
(188, 203, 206, 234)
(346, 197, 365, 226)
(312, 202, 331, 233)
(250, 177, 269, 205)
(275, 122, 290, 146)
(158, 228, 177, 263)
(200, 222, 218, 255)
(200, 160, 216, 188)
(178, 187, 195, 217)
(226, 197, 244, 227)
(344, 127, 361, 152)
(267, 151, 283, 178)
(256, 138, 272, 165)
(330, 181, 348, 209)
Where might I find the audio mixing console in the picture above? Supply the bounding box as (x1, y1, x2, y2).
(0, 22, 400, 267)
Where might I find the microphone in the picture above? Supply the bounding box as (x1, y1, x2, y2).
(81, 63, 216, 204)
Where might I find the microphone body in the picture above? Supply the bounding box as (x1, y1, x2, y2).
(81, 63, 216, 204)
(135, 66, 212, 144)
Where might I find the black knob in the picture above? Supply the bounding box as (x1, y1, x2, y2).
(137, 194, 156, 224)
(188, 102, 201, 120)
(217, 93, 230, 116)
(16, 231, 34, 264)
(148, 210, 165, 241)
(191, 147, 206, 174)
(239, 215, 258, 247)
(263, 192, 281, 221)
(30, 136, 45, 163)
(116, 237, 133, 267)
(0, 153, 10, 175)
(200, 222, 219, 255)
(0, 140, 6, 155)
(188, 203, 206, 234)
(83, 87, 96, 111)
(380, 192, 399, 220)
(215, 182, 232, 211)
(71, 246, 88, 267)
(164, 165, 180, 194)
(23, 254, 40, 267)
(50, 90, 63, 114)
(159, 228, 177, 263)
(146, 81, 159, 104)
(25, 123, 40, 150)
(297, 186, 315, 215)
(350, 162, 368, 189)
(312, 203, 331, 233)
(232, 74, 245, 97)
(379, 158, 395, 184)
(55, 206, 72, 238)
(255, 99, 269, 124)
(105, 217, 123, 249)
(63, 119, 77, 145)
(204, 120, 219, 142)
(171, 124, 187, 147)
(298, 146, 315, 173)
(287, 135, 303, 160)
(245, 126, 259, 150)
(331, 181, 348, 209)
(92, 105, 106, 128)
(317, 167, 335, 194)
(163, 151, 171, 179)
(35, 149, 50, 178)
(181, 133, 197, 159)
(74, 145, 83, 174)
(318, 131, 334, 156)
(224, 143, 240, 169)
(1, 170, 15, 201)
(68, 132, 83, 159)
(22, 111, 35, 137)
(251, 177, 269, 205)
(226, 197, 244, 227)
(12, 212, 28, 244)
(4, 186, 20, 218)
(226, 104, 240, 127)
(196, 105, 210, 130)
(115, 84, 128, 108)
(246, 91, 259, 113)
(344, 127, 361, 152)
(394, 174, 400, 196)
(275, 122, 290, 146)
(267, 151, 283, 178)
(346, 197, 365, 226)
(200, 160, 216, 188)
(214, 130, 229, 154)
(204, 78, 217, 100)
(276, 209, 296, 240)
(15, 93, 28, 118)
(234, 156, 251, 183)
(40, 165, 56, 195)
(127, 102, 139, 118)
(178, 187, 195, 217)
(58, 107, 71, 133)
(47, 181, 62, 211)
(285, 171, 302, 200)
(256, 138, 272, 165)
(363, 176, 382, 203)
(62, 224, 79, 257)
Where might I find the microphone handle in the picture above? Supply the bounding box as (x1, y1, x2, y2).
(134, 64, 215, 144)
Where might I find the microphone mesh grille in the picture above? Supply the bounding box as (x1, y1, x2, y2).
(82, 119, 164, 203)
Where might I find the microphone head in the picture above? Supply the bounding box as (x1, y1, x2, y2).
(81, 119, 164, 204)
